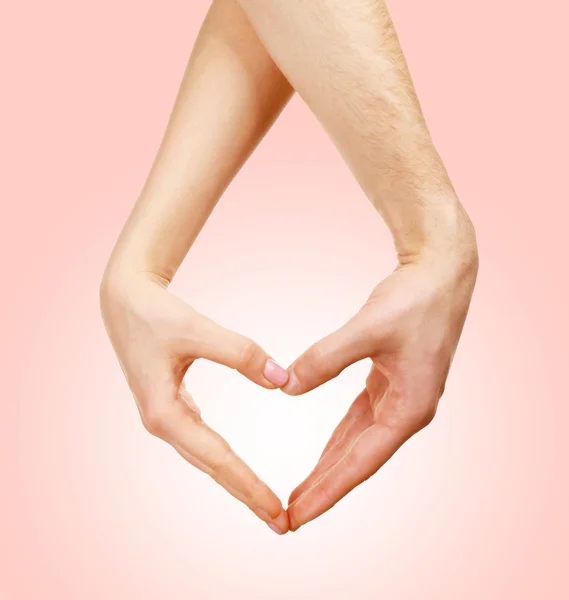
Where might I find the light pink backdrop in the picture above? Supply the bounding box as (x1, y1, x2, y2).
(1, 1, 568, 598)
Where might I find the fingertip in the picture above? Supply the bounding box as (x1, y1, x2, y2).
(273, 509, 290, 535)
(263, 358, 289, 388)
(286, 504, 302, 532)
(267, 522, 284, 535)
(256, 507, 290, 535)
(281, 369, 301, 395)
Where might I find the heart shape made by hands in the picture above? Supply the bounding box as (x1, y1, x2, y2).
(101, 255, 475, 533)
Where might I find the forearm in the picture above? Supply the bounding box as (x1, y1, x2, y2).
(236, 0, 477, 261)
(103, 0, 293, 287)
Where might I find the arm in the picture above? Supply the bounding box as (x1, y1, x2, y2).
(100, 0, 294, 534)
(235, 0, 479, 529)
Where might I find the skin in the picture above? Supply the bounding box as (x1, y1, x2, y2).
(233, 0, 479, 531)
(100, 0, 295, 535)
(101, 0, 479, 535)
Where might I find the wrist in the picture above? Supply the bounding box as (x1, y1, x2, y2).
(102, 230, 177, 291)
(100, 259, 170, 307)
(393, 196, 478, 267)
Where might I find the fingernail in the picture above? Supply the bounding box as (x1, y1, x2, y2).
(263, 359, 289, 387)
(282, 370, 300, 395)
(256, 508, 272, 521)
(256, 508, 285, 535)
(274, 509, 290, 533)
(267, 523, 284, 535)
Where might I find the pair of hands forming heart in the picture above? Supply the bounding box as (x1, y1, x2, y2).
(98, 0, 480, 535)
(100, 240, 478, 534)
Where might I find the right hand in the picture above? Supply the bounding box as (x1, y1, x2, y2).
(99, 271, 290, 535)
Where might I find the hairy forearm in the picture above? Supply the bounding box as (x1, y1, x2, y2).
(103, 0, 293, 287)
(236, 0, 477, 261)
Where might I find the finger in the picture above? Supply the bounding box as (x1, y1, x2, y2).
(318, 390, 372, 460)
(288, 407, 373, 506)
(146, 398, 289, 535)
(287, 421, 411, 531)
(288, 391, 372, 505)
(290, 371, 390, 503)
(186, 314, 289, 389)
(281, 313, 375, 395)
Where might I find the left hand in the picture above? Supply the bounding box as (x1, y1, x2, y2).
(282, 250, 479, 531)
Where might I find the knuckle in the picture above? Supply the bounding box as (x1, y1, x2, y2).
(407, 401, 438, 432)
(140, 401, 175, 437)
(238, 339, 261, 373)
(248, 477, 267, 505)
(208, 442, 233, 476)
(315, 482, 336, 508)
(298, 344, 329, 380)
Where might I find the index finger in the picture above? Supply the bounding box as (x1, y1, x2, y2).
(287, 421, 411, 531)
(152, 399, 289, 535)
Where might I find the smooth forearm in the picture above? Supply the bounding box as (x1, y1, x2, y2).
(103, 0, 293, 287)
(236, 0, 477, 261)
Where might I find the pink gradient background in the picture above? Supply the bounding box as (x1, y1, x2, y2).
(1, 0, 568, 598)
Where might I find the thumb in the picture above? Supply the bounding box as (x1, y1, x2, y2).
(282, 313, 374, 396)
(187, 314, 289, 390)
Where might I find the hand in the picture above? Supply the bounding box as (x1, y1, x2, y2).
(99, 271, 291, 534)
(283, 249, 479, 531)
